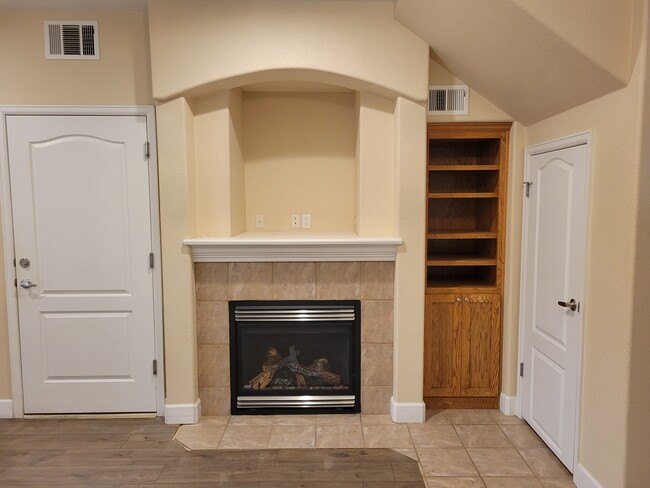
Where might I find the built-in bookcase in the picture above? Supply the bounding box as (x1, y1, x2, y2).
(426, 123, 510, 293)
(424, 122, 511, 409)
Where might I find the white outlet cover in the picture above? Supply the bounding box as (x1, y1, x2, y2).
(302, 214, 312, 229)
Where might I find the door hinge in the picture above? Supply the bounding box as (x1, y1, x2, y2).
(149, 252, 154, 269)
(523, 181, 533, 198)
(519, 362, 524, 377)
(14, 278, 17, 288)
(153, 359, 158, 375)
(144, 141, 150, 160)
(12, 258, 16, 267)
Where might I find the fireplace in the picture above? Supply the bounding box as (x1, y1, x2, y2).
(229, 300, 361, 414)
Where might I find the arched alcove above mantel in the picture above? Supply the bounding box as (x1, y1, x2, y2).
(184, 82, 397, 238)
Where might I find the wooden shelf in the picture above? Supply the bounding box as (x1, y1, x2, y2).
(427, 192, 498, 199)
(427, 256, 496, 266)
(426, 283, 497, 293)
(428, 165, 500, 171)
(427, 231, 498, 239)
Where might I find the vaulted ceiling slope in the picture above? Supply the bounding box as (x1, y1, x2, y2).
(395, 0, 636, 125)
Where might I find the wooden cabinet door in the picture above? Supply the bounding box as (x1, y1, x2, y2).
(424, 294, 462, 397)
(460, 294, 501, 397)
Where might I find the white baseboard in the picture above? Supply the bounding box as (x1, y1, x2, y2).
(500, 393, 517, 416)
(0, 399, 13, 418)
(390, 396, 425, 423)
(574, 463, 603, 488)
(164, 398, 201, 425)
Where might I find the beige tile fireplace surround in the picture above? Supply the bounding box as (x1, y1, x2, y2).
(196, 261, 394, 416)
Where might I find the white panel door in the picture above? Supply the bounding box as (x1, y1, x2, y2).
(520, 143, 589, 472)
(6, 115, 157, 413)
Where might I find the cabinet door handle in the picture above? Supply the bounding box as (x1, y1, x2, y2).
(456, 297, 462, 302)
(464, 297, 469, 302)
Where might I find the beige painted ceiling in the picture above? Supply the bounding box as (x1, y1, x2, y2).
(395, 0, 636, 124)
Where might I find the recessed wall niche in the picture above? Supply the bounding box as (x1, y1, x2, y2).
(243, 91, 357, 233)
(190, 84, 396, 238)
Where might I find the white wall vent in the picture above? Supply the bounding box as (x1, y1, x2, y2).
(428, 85, 469, 115)
(44, 21, 99, 60)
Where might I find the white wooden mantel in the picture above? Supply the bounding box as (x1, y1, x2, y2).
(183, 233, 403, 262)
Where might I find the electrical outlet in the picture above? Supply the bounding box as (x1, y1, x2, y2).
(255, 214, 265, 229)
(301, 214, 312, 229)
(291, 214, 300, 229)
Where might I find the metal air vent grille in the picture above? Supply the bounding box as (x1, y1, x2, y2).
(428, 85, 469, 115)
(45, 21, 99, 59)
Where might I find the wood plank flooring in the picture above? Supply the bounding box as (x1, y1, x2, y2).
(0, 417, 425, 487)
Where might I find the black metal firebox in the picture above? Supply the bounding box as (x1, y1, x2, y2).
(229, 300, 361, 414)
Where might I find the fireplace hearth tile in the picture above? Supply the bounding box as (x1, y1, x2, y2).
(361, 344, 393, 386)
(361, 300, 394, 344)
(227, 262, 273, 300)
(173, 424, 226, 450)
(197, 344, 230, 387)
(273, 415, 318, 426)
(363, 424, 413, 449)
(197, 416, 230, 426)
(315, 262, 360, 299)
(360, 262, 394, 299)
(195, 263, 228, 301)
(316, 425, 364, 448)
(228, 416, 274, 426)
(218, 425, 272, 449)
(361, 414, 394, 425)
(268, 425, 316, 449)
(199, 386, 230, 416)
(316, 414, 361, 425)
(360, 386, 392, 414)
(272, 262, 317, 300)
(196, 300, 229, 345)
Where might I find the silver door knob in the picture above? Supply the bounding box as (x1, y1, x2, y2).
(558, 299, 578, 312)
(19, 279, 37, 289)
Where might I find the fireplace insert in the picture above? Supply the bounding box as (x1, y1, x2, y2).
(229, 300, 360, 414)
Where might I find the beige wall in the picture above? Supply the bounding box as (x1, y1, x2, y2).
(356, 92, 396, 236)
(427, 56, 513, 123)
(525, 14, 647, 483)
(243, 92, 357, 233)
(0, 8, 153, 403)
(626, 3, 650, 484)
(393, 97, 427, 405)
(0, 10, 152, 105)
(156, 98, 199, 405)
(147, 0, 428, 102)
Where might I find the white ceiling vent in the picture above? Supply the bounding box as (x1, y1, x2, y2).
(428, 85, 469, 115)
(44, 21, 99, 60)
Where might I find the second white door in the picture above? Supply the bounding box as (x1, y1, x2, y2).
(520, 141, 589, 472)
(6, 114, 158, 414)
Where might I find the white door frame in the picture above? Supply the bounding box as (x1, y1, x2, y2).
(0, 106, 165, 418)
(516, 131, 592, 471)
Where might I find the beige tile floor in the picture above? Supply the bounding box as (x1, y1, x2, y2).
(174, 409, 576, 488)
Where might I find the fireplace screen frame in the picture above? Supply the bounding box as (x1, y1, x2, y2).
(229, 300, 361, 415)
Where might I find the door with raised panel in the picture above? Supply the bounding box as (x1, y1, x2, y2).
(520, 142, 589, 471)
(6, 115, 157, 413)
